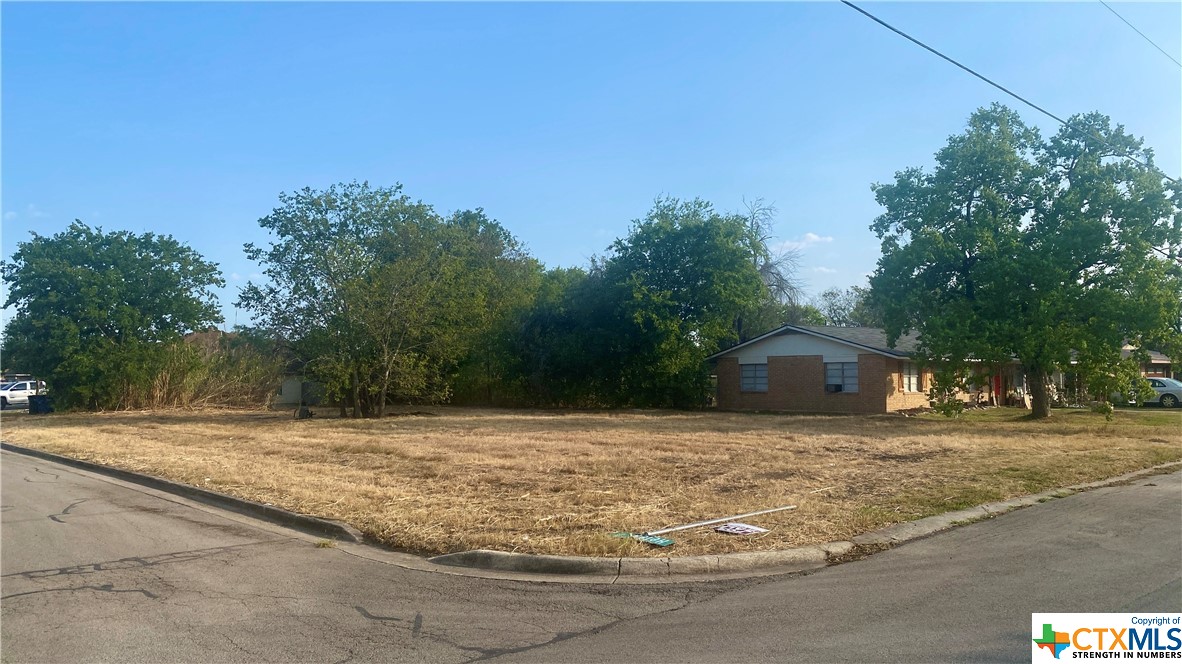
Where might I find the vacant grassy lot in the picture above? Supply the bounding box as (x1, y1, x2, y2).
(3, 407, 1179, 557)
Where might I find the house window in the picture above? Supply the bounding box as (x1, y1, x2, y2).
(903, 362, 924, 393)
(825, 362, 858, 393)
(740, 364, 768, 392)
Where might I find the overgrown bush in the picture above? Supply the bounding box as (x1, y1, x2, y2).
(159, 330, 285, 408)
(52, 330, 284, 411)
(1090, 401, 1115, 421)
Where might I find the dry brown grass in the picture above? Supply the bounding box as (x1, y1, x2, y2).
(3, 406, 1179, 557)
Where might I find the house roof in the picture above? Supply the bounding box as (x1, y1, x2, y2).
(1121, 346, 1172, 364)
(711, 328, 1174, 366)
(708, 325, 922, 361)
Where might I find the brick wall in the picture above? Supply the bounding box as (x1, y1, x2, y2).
(716, 354, 890, 414)
(884, 360, 934, 411)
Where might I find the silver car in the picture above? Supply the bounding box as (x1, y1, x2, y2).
(1145, 377, 1182, 408)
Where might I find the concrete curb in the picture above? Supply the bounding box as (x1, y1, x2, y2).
(0, 442, 364, 543)
(429, 544, 835, 577)
(429, 550, 622, 575)
(433, 461, 1182, 577)
(847, 461, 1181, 548)
(4, 441, 1177, 579)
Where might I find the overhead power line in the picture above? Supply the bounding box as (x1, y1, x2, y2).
(840, 1, 1068, 124)
(1098, 0, 1182, 69)
(839, 0, 1179, 185)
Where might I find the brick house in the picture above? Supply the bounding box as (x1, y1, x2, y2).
(1121, 345, 1174, 378)
(708, 325, 935, 414)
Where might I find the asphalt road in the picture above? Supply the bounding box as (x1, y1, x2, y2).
(2, 450, 1179, 663)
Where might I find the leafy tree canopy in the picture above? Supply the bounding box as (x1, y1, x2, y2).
(869, 104, 1182, 417)
(497, 198, 782, 408)
(595, 197, 769, 406)
(238, 182, 537, 417)
(1, 221, 223, 409)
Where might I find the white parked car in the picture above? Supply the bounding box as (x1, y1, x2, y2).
(0, 380, 46, 409)
(1144, 377, 1181, 408)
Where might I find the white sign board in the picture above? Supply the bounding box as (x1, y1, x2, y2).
(714, 522, 769, 535)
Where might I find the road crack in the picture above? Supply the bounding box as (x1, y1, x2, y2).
(2, 583, 159, 601)
(47, 498, 88, 523)
(24, 467, 61, 483)
(5, 540, 289, 580)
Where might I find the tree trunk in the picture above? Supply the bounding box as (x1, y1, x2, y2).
(1028, 368, 1051, 419)
(486, 350, 493, 405)
(350, 370, 362, 418)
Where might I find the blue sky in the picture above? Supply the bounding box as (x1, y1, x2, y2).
(3, 2, 1180, 327)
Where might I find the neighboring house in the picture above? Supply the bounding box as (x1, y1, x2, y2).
(1052, 346, 1177, 405)
(708, 325, 933, 414)
(708, 325, 1025, 414)
(1121, 345, 1173, 378)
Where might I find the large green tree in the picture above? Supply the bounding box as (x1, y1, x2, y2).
(504, 266, 610, 406)
(597, 197, 767, 407)
(500, 198, 784, 408)
(238, 182, 535, 417)
(1, 221, 224, 409)
(447, 210, 543, 405)
(869, 105, 1182, 417)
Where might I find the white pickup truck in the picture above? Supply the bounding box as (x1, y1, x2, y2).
(0, 380, 47, 409)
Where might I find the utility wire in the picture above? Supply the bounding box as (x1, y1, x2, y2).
(840, 0, 1179, 185)
(840, 1, 1068, 124)
(1098, 0, 1182, 69)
